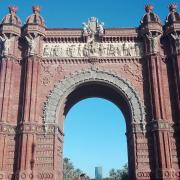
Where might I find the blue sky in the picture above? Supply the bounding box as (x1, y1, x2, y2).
(0, 0, 176, 28)
(0, 0, 177, 178)
(64, 98, 127, 178)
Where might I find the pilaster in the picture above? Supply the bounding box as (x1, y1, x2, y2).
(164, 4, 180, 177)
(0, 6, 22, 179)
(17, 6, 46, 179)
(164, 4, 180, 123)
(140, 5, 173, 179)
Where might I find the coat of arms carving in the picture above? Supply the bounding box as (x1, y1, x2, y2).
(82, 17, 104, 36)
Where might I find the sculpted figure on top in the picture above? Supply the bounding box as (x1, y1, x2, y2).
(165, 3, 180, 55)
(140, 5, 163, 54)
(0, 6, 21, 57)
(82, 17, 104, 38)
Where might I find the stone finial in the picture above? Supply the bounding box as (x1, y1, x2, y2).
(32, 5, 41, 14)
(165, 3, 180, 25)
(1, 5, 21, 26)
(169, 3, 177, 12)
(140, 4, 161, 25)
(25, 5, 45, 26)
(8, 6, 18, 14)
(145, 4, 154, 13)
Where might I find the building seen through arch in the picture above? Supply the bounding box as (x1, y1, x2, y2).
(0, 3, 180, 180)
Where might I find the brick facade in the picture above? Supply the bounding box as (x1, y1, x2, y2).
(0, 4, 180, 180)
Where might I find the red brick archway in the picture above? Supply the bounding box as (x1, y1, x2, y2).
(0, 4, 180, 180)
(44, 68, 146, 179)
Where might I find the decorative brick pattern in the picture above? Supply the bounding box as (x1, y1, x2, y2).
(0, 4, 179, 180)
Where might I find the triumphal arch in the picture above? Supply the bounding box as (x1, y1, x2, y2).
(0, 3, 180, 180)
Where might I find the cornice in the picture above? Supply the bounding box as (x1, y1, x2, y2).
(44, 28, 139, 38)
(40, 57, 142, 64)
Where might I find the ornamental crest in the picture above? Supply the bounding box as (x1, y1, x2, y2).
(82, 17, 104, 36)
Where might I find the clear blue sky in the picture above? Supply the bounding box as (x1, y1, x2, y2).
(64, 98, 127, 178)
(0, 0, 176, 28)
(0, 0, 177, 178)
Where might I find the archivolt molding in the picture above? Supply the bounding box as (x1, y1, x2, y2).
(43, 67, 146, 128)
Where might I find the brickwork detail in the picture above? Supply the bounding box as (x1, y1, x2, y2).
(35, 135, 54, 169)
(0, 4, 179, 180)
(43, 67, 146, 126)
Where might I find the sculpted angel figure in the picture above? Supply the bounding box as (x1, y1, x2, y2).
(98, 22, 104, 35)
(87, 33, 95, 43)
(146, 32, 161, 53)
(171, 32, 180, 54)
(82, 22, 89, 34)
(25, 34, 37, 55)
(0, 34, 10, 56)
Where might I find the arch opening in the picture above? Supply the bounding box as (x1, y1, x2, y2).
(43, 68, 146, 179)
(63, 82, 132, 128)
(64, 97, 128, 178)
(43, 68, 145, 128)
(61, 81, 136, 179)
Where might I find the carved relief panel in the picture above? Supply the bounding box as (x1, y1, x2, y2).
(42, 42, 143, 58)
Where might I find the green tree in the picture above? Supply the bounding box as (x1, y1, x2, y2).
(109, 164, 128, 180)
(63, 158, 76, 180)
(109, 168, 116, 179)
(63, 158, 87, 180)
(119, 164, 128, 180)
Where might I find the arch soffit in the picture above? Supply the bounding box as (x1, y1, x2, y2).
(43, 67, 146, 126)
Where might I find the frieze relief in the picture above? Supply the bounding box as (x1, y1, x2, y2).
(42, 42, 144, 58)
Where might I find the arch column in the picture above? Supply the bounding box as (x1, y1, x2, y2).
(16, 6, 46, 179)
(139, 5, 175, 178)
(0, 6, 22, 179)
(164, 4, 180, 177)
